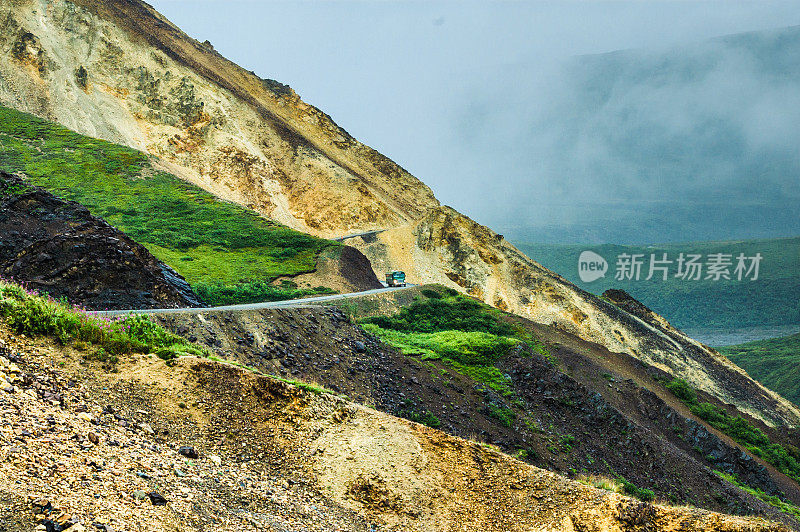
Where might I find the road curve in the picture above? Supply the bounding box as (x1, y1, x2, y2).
(332, 229, 385, 242)
(94, 284, 415, 317)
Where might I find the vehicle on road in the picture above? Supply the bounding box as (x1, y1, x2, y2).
(385, 270, 407, 287)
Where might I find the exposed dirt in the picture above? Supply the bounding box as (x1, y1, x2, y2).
(279, 245, 382, 294)
(152, 299, 800, 529)
(0, 172, 202, 310)
(0, 324, 788, 531)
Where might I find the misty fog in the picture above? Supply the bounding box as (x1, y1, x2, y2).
(150, 1, 800, 244)
(455, 26, 800, 244)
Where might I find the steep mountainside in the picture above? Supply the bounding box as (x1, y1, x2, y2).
(0, 171, 201, 309)
(151, 294, 800, 528)
(1, 0, 798, 430)
(1, 289, 789, 531)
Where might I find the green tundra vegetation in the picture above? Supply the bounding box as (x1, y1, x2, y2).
(720, 333, 800, 409)
(715, 470, 800, 519)
(0, 279, 203, 362)
(361, 290, 547, 397)
(666, 378, 800, 485)
(516, 239, 800, 329)
(0, 104, 335, 305)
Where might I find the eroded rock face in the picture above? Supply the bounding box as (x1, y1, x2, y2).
(0, 0, 797, 428)
(0, 0, 439, 237)
(0, 172, 202, 310)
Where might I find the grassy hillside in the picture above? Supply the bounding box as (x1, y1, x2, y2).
(0, 104, 336, 305)
(362, 288, 549, 400)
(516, 239, 800, 329)
(720, 333, 800, 408)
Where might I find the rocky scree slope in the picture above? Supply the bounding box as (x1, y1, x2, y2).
(0, 172, 201, 310)
(152, 296, 800, 529)
(0, 0, 798, 429)
(0, 323, 790, 532)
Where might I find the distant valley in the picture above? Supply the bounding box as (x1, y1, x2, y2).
(516, 237, 800, 338)
(721, 333, 800, 409)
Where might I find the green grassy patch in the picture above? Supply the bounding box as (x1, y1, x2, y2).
(361, 326, 518, 366)
(715, 470, 800, 518)
(487, 404, 516, 427)
(194, 279, 335, 307)
(362, 324, 519, 396)
(360, 293, 553, 399)
(0, 104, 335, 304)
(0, 279, 204, 363)
(362, 292, 514, 336)
(720, 332, 800, 408)
(617, 476, 655, 502)
(397, 400, 441, 428)
(667, 378, 800, 483)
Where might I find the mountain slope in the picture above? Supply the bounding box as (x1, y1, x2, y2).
(721, 333, 800, 408)
(149, 288, 800, 527)
(2, 285, 789, 532)
(0, 0, 440, 236)
(0, 103, 342, 305)
(1, 0, 798, 430)
(0, 171, 202, 309)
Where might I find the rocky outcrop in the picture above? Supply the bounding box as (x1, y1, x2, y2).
(0, 172, 202, 309)
(0, 0, 797, 429)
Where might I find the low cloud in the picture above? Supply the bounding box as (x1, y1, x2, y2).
(451, 27, 800, 243)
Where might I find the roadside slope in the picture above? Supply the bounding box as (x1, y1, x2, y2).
(0, 322, 788, 532)
(149, 291, 800, 528)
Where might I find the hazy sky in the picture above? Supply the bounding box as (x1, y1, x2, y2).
(150, 1, 800, 243)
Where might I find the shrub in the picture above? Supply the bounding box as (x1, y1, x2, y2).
(578, 475, 624, 494)
(487, 405, 516, 427)
(0, 279, 204, 361)
(420, 288, 442, 299)
(362, 294, 514, 336)
(666, 378, 697, 403)
(195, 281, 335, 306)
(397, 401, 441, 428)
(618, 476, 655, 502)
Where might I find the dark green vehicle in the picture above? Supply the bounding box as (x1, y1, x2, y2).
(385, 270, 407, 287)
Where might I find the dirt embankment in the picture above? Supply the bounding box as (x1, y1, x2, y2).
(152, 303, 800, 528)
(0, 325, 788, 532)
(0, 173, 202, 310)
(278, 245, 382, 294)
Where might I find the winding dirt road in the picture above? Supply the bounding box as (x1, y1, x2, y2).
(95, 284, 415, 316)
